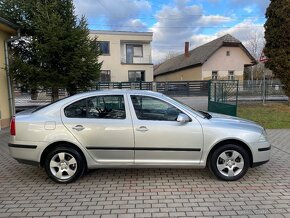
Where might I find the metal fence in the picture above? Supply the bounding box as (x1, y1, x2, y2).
(208, 80, 239, 116)
(14, 80, 287, 111)
(238, 80, 287, 101)
(96, 81, 209, 96)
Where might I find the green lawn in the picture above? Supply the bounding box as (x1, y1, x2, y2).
(238, 103, 290, 129)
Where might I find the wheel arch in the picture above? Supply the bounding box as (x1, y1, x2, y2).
(40, 141, 88, 169)
(206, 139, 253, 167)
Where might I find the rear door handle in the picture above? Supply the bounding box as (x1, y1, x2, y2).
(136, 126, 148, 132)
(72, 125, 85, 131)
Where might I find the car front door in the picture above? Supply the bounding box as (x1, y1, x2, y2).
(129, 95, 203, 166)
(61, 94, 134, 165)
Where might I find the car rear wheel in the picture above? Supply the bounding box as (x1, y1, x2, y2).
(209, 144, 250, 181)
(44, 146, 85, 183)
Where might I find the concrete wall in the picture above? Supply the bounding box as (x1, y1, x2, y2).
(0, 31, 10, 128)
(202, 46, 252, 81)
(90, 31, 153, 82)
(154, 66, 202, 81)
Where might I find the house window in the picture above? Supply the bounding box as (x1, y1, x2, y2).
(126, 44, 143, 63)
(212, 71, 218, 80)
(98, 41, 110, 55)
(128, 71, 145, 82)
(133, 45, 143, 57)
(100, 70, 111, 82)
(226, 51, 230, 56)
(228, 71, 234, 80)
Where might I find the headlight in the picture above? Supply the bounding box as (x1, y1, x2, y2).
(259, 133, 268, 142)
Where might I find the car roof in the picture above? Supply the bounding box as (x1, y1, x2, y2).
(72, 89, 163, 98)
(32, 89, 164, 114)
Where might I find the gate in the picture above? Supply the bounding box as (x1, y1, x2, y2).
(208, 80, 239, 116)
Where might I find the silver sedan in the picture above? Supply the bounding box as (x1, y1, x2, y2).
(9, 90, 271, 183)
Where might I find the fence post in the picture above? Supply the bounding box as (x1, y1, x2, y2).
(262, 71, 266, 104)
(152, 82, 157, 92)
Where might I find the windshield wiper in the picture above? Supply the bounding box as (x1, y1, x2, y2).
(198, 110, 212, 119)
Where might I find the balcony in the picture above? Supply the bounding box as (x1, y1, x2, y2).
(121, 56, 152, 65)
(120, 42, 152, 65)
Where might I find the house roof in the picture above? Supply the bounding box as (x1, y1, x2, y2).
(154, 34, 257, 77)
(90, 30, 153, 36)
(0, 17, 18, 34)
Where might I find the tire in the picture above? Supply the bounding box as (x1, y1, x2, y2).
(44, 146, 85, 183)
(208, 144, 250, 181)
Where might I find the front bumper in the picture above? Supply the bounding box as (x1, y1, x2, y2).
(251, 141, 271, 167)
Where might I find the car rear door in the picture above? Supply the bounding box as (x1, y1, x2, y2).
(128, 94, 203, 166)
(61, 94, 134, 165)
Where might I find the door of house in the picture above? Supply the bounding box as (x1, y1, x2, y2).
(126, 45, 134, 64)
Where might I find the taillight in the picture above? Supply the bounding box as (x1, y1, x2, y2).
(10, 117, 15, 136)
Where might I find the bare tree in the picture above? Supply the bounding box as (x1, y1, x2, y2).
(244, 30, 268, 80)
(155, 50, 180, 66)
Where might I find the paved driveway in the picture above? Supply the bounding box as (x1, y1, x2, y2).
(1, 129, 290, 218)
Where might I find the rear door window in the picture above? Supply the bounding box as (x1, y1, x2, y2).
(64, 95, 126, 119)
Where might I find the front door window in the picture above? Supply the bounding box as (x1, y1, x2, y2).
(130, 95, 181, 121)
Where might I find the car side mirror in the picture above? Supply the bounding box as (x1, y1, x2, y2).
(177, 113, 190, 123)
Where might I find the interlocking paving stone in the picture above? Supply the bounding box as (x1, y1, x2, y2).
(1, 129, 290, 217)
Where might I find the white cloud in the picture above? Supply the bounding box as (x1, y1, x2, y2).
(122, 19, 148, 31)
(153, 19, 265, 63)
(151, 0, 233, 63)
(244, 6, 254, 13)
(74, 0, 151, 30)
(73, 0, 266, 63)
(231, 0, 269, 14)
(189, 19, 265, 59)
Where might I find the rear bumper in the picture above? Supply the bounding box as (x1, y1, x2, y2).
(14, 158, 39, 166)
(8, 142, 43, 165)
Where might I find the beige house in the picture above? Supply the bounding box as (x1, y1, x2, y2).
(154, 34, 257, 81)
(90, 30, 153, 82)
(0, 18, 17, 129)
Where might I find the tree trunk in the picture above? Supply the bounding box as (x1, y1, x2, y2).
(67, 83, 77, 96)
(30, 88, 38, 100)
(51, 87, 59, 102)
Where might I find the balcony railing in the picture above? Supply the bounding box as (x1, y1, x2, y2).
(121, 56, 152, 64)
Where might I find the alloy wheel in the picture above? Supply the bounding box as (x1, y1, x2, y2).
(216, 150, 244, 177)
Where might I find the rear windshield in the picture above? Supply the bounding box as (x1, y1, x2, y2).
(32, 97, 69, 113)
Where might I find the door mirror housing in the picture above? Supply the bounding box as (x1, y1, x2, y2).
(177, 113, 190, 123)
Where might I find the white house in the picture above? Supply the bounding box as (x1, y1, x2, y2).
(154, 34, 257, 81)
(90, 30, 153, 82)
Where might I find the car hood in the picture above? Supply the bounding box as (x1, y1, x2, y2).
(208, 112, 264, 131)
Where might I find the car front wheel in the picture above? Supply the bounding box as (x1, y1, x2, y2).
(44, 146, 85, 183)
(209, 144, 250, 181)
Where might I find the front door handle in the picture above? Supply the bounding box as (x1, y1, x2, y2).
(72, 125, 85, 131)
(136, 126, 148, 132)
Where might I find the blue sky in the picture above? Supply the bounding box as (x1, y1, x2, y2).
(74, 0, 269, 62)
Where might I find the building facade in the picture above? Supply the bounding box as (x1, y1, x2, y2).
(154, 34, 256, 82)
(0, 18, 17, 129)
(90, 30, 153, 82)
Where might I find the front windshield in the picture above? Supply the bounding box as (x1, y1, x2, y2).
(162, 95, 205, 117)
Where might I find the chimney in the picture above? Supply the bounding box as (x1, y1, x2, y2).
(184, 41, 189, 57)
